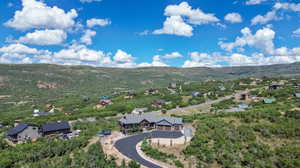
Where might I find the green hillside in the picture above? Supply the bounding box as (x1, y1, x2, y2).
(0, 62, 299, 122)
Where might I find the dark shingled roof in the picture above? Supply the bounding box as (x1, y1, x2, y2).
(42, 122, 70, 133)
(7, 123, 30, 136)
(120, 114, 182, 125)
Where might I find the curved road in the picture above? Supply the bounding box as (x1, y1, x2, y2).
(115, 131, 183, 168)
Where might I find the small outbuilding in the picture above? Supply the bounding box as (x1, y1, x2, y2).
(263, 98, 276, 104)
(41, 122, 71, 136)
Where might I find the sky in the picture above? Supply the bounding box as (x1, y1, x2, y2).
(0, 0, 299, 68)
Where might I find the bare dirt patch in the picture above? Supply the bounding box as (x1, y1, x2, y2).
(100, 131, 132, 166)
(0, 95, 12, 99)
(151, 144, 196, 168)
(37, 81, 59, 89)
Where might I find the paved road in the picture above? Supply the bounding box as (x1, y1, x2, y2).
(115, 131, 183, 168)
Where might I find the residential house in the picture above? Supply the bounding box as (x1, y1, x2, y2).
(99, 99, 112, 106)
(41, 122, 71, 136)
(7, 123, 40, 143)
(235, 92, 250, 101)
(295, 93, 300, 98)
(124, 91, 137, 99)
(100, 96, 110, 100)
(94, 104, 104, 109)
(263, 98, 276, 104)
(224, 104, 250, 113)
(218, 85, 226, 91)
(45, 104, 53, 109)
(268, 84, 282, 90)
(119, 114, 183, 133)
(191, 91, 201, 97)
(153, 99, 166, 108)
(237, 104, 250, 109)
(169, 82, 177, 88)
(132, 108, 148, 114)
(293, 84, 300, 88)
(145, 88, 159, 95)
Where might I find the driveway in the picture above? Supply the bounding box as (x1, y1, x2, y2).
(114, 131, 183, 168)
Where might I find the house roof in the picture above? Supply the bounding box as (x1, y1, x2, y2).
(36, 111, 49, 116)
(237, 104, 249, 109)
(156, 119, 172, 126)
(132, 108, 148, 112)
(192, 91, 201, 95)
(7, 123, 35, 136)
(155, 99, 166, 104)
(42, 122, 70, 133)
(264, 98, 276, 103)
(100, 96, 109, 99)
(119, 114, 182, 125)
(295, 93, 300, 98)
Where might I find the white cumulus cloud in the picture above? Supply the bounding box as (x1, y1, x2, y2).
(5, 0, 78, 31)
(251, 10, 277, 25)
(246, 0, 267, 5)
(113, 49, 135, 64)
(80, 0, 102, 3)
(273, 2, 300, 12)
(182, 52, 221, 67)
(0, 43, 52, 64)
(219, 27, 276, 54)
(86, 18, 111, 28)
(138, 55, 169, 67)
(224, 13, 242, 23)
(80, 29, 96, 45)
(162, 52, 183, 59)
(293, 28, 300, 37)
(18, 29, 67, 45)
(153, 16, 193, 37)
(154, 2, 219, 37)
(164, 2, 219, 25)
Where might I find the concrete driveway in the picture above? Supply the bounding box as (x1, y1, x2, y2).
(114, 131, 183, 168)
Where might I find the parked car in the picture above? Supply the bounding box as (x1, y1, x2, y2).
(98, 130, 111, 136)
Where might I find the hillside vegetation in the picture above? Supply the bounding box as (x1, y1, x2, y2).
(1, 62, 299, 102)
(0, 68, 299, 168)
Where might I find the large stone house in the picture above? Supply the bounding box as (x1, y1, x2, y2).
(7, 123, 40, 143)
(119, 114, 183, 133)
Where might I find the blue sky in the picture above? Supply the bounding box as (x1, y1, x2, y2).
(0, 0, 299, 67)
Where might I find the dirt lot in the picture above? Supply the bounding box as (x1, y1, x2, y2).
(151, 143, 197, 168)
(100, 131, 132, 166)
